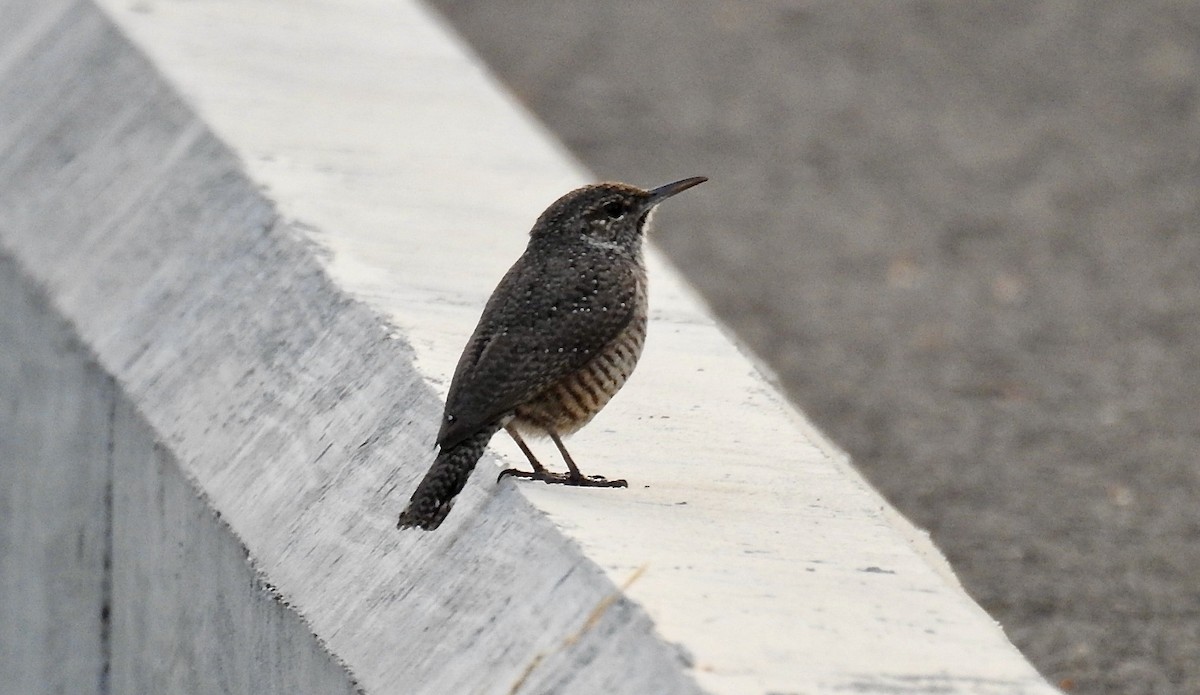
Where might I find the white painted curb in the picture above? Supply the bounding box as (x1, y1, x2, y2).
(0, 0, 1059, 692)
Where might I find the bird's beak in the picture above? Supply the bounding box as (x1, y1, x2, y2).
(646, 176, 708, 206)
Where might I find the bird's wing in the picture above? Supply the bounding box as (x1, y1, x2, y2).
(436, 248, 638, 449)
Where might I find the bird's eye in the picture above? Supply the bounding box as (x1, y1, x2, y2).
(601, 201, 627, 219)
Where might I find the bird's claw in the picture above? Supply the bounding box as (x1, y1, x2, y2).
(572, 474, 628, 488)
(498, 468, 627, 488)
(498, 467, 529, 482)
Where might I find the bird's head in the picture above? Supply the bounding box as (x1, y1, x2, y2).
(530, 176, 707, 249)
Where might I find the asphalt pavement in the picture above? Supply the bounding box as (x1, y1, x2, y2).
(426, 2, 1200, 692)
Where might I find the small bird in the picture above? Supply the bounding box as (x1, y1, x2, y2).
(397, 176, 707, 530)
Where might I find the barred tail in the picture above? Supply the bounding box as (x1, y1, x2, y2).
(397, 423, 502, 530)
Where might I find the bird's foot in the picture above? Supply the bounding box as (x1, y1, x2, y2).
(498, 468, 628, 488)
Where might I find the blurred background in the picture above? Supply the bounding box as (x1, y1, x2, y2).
(426, 1, 1200, 692)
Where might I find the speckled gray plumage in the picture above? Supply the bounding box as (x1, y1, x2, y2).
(399, 178, 705, 530)
(437, 214, 644, 449)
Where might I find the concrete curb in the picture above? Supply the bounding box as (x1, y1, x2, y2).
(0, 0, 1059, 692)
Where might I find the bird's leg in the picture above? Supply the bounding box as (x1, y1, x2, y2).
(549, 431, 626, 486)
(498, 425, 551, 480)
(497, 427, 627, 488)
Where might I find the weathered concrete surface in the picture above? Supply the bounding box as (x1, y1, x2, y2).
(1, 0, 1058, 692)
(0, 255, 112, 695)
(0, 2, 703, 693)
(0, 258, 361, 695)
(421, 2, 1200, 692)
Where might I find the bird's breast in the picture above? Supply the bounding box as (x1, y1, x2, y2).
(512, 273, 648, 435)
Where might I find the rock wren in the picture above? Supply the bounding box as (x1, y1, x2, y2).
(397, 176, 707, 530)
